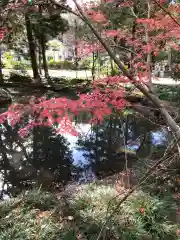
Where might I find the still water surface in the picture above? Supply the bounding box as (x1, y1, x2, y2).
(0, 109, 171, 198)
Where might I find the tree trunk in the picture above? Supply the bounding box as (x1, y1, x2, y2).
(38, 46, 42, 75)
(130, 3, 137, 71)
(38, 5, 50, 83)
(74, 19, 78, 78)
(168, 46, 172, 71)
(25, 13, 40, 83)
(146, 0, 153, 91)
(92, 51, 96, 80)
(0, 47, 3, 83)
(41, 37, 49, 79)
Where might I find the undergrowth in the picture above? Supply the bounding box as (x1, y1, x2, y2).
(0, 185, 179, 240)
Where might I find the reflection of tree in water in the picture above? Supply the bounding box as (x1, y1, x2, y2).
(31, 126, 72, 185)
(0, 122, 73, 198)
(77, 114, 163, 179)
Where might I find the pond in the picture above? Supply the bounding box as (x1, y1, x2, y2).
(0, 105, 171, 199)
(0, 82, 173, 199)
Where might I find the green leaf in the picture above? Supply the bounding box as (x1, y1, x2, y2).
(63, 230, 76, 240)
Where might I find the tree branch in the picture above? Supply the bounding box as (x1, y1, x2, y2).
(72, 0, 180, 137)
(153, 0, 180, 28)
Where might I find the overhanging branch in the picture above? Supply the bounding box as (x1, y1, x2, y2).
(72, 0, 180, 137)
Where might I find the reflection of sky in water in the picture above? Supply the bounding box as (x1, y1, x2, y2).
(152, 131, 167, 145)
(62, 123, 91, 166)
(129, 131, 167, 150)
(63, 124, 168, 166)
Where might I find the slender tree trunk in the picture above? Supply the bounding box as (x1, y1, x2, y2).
(0, 47, 3, 83)
(168, 46, 172, 71)
(146, 0, 153, 91)
(25, 13, 40, 83)
(92, 51, 96, 80)
(38, 5, 50, 82)
(74, 19, 78, 78)
(130, 4, 137, 71)
(110, 58, 114, 76)
(41, 37, 49, 79)
(38, 46, 42, 75)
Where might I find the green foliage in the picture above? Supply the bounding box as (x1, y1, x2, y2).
(3, 52, 30, 72)
(70, 78, 86, 85)
(11, 61, 30, 72)
(78, 58, 91, 70)
(0, 186, 179, 240)
(32, 12, 69, 43)
(172, 69, 180, 81)
(0, 190, 64, 240)
(48, 60, 75, 70)
(68, 184, 179, 240)
(100, 60, 120, 76)
(22, 189, 58, 211)
(125, 192, 177, 239)
(3, 52, 14, 69)
(154, 51, 168, 62)
(7, 73, 32, 83)
(156, 85, 180, 103)
(50, 77, 67, 84)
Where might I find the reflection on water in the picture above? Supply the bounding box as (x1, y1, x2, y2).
(0, 113, 171, 199)
(63, 123, 91, 166)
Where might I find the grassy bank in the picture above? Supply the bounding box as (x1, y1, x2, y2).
(0, 183, 179, 240)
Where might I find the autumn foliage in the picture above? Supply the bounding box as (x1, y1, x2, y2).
(0, 0, 180, 136)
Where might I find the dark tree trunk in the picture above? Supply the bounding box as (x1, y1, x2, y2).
(74, 19, 78, 76)
(38, 5, 51, 84)
(41, 36, 50, 80)
(38, 47, 42, 75)
(92, 51, 96, 80)
(0, 47, 3, 83)
(25, 13, 40, 82)
(130, 14, 136, 70)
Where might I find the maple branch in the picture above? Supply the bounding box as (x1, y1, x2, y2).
(153, 0, 180, 28)
(72, 0, 180, 137)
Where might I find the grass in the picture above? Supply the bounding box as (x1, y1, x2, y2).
(0, 184, 179, 239)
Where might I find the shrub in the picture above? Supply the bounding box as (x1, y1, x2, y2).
(70, 78, 86, 85)
(2, 51, 14, 69)
(48, 60, 75, 70)
(7, 73, 32, 83)
(100, 61, 120, 76)
(11, 60, 30, 71)
(123, 191, 177, 239)
(50, 77, 67, 84)
(22, 189, 58, 211)
(2, 52, 30, 71)
(78, 58, 91, 70)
